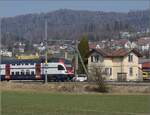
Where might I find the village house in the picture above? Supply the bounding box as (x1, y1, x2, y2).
(137, 37, 150, 51)
(111, 39, 137, 49)
(0, 49, 12, 57)
(88, 48, 142, 81)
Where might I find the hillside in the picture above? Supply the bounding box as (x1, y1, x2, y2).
(1, 9, 150, 46)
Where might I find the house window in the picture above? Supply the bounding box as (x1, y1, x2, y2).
(109, 68, 112, 75)
(91, 56, 94, 62)
(95, 55, 99, 62)
(129, 67, 133, 76)
(105, 68, 112, 76)
(91, 55, 99, 62)
(128, 54, 133, 62)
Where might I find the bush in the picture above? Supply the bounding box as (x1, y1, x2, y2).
(89, 66, 108, 92)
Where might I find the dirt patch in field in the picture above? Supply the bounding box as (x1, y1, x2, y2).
(1, 81, 150, 94)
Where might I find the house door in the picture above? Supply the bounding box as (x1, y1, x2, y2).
(117, 73, 127, 82)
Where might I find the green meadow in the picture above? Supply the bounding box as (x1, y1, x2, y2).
(1, 91, 150, 115)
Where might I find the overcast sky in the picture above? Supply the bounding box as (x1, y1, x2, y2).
(0, 0, 149, 17)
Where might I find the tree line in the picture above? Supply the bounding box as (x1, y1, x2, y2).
(1, 9, 149, 48)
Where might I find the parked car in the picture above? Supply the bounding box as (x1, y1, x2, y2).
(73, 74, 87, 82)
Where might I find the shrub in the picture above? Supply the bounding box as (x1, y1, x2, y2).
(89, 65, 108, 92)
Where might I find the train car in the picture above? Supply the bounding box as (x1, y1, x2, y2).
(143, 72, 150, 80)
(58, 58, 74, 80)
(47, 58, 74, 80)
(142, 62, 150, 81)
(0, 59, 74, 82)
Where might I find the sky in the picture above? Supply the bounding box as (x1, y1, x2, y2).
(0, 0, 150, 17)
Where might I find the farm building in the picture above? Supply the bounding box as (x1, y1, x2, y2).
(88, 48, 142, 81)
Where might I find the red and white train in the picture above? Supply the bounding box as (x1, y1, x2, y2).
(0, 58, 74, 81)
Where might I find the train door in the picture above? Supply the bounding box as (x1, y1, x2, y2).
(5, 64, 11, 80)
(35, 64, 41, 79)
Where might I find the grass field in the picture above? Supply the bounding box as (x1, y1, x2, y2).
(1, 91, 150, 115)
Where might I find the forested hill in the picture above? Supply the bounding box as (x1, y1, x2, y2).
(1, 9, 150, 45)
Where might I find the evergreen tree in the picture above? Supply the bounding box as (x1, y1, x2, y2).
(78, 35, 90, 73)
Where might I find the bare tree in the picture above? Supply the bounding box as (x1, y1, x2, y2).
(89, 65, 108, 92)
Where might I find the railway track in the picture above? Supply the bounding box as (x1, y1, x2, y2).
(3, 80, 150, 86)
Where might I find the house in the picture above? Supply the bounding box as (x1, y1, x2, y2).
(120, 32, 131, 38)
(89, 42, 100, 49)
(88, 48, 142, 81)
(111, 39, 137, 49)
(137, 37, 150, 51)
(0, 49, 12, 57)
(14, 42, 25, 53)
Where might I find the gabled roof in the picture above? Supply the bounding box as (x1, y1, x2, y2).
(89, 48, 108, 57)
(89, 48, 142, 58)
(137, 37, 150, 45)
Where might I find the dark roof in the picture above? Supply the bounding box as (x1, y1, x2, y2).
(89, 49, 108, 57)
(89, 48, 142, 58)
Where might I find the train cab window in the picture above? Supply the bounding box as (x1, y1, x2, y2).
(26, 70, 30, 75)
(58, 65, 65, 70)
(11, 72, 14, 75)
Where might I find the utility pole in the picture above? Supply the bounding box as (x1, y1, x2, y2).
(0, 17, 1, 51)
(76, 46, 89, 79)
(45, 19, 48, 83)
(74, 40, 78, 77)
(0, 17, 1, 79)
(74, 40, 89, 79)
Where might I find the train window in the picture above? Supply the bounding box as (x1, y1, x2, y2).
(31, 71, 34, 75)
(16, 72, 19, 75)
(17, 63, 20, 65)
(25, 63, 28, 65)
(26, 70, 30, 75)
(21, 70, 25, 75)
(11, 72, 14, 75)
(12, 64, 15, 66)
(58, 65, 65, 70)
(30, 63, 34, 65)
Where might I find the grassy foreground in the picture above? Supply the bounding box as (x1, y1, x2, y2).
(1, 91, 150, 115)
